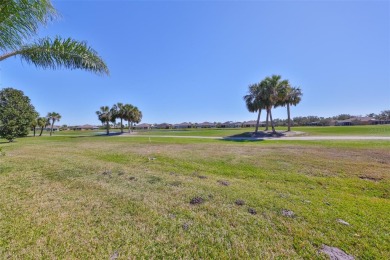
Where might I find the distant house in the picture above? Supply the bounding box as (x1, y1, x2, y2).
(220, 121, 242, 128)
(335, 117, 376, 126)
(72, 124, 99, 130)
(44, 125, 61, 131)
(155, 123, 171, 129)
(196, 122, 216, 128)
(242, 120, 265, 127)
(173, 122, 192, 129)
(134, 123, 152, 130)
(372, 119, 390, 125)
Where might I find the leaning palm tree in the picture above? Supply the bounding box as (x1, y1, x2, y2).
(96, 106, 115, 135)
(47, 112, 61, 136)
(0, 0, 109, 75)
(243, 83, 265, 133)
(37, 117, 48, 136)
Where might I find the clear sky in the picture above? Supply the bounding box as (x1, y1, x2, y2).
(0, 0, 389, 125)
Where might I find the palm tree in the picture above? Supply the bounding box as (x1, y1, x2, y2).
(243, 83, 264, 133)
(31, 118, 38, 137)
(278, 86, 302, 131)
(113, 103, 126, 133)
(122, 104, 135, 133)
(46, 112, 61, 136)
(96, 106, 115, 135)
(37, 117, 48, 136)
(131, 107, 143, 128)
(0, 0, 109, 75)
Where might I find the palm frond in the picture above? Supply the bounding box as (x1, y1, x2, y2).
(1, 36, 109, 75)
(0, 0, 57, 50)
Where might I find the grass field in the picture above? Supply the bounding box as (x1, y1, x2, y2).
(0, 132, 389, 258)
(37, 124, 390, 138)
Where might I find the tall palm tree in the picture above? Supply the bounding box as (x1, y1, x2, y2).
(0, 0, 109, 75)
(243, 83, 264, 133)
(96, 106, 115, 135)
(46, 112, 61, 136)
(37, 117, 48, 136)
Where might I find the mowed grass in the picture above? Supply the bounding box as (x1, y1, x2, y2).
(0, 135, 389, 258)
(133, 124, 390, 137)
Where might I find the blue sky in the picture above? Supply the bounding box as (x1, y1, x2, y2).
(0, 0, 389, 125)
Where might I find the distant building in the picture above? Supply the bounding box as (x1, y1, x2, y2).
(71, 124, 99, 130)
(134, 123, 152, 129)
(173, 122, 192, 129)
(154, 123, 171, 129)
(335, 117, 376, 126)
(196, 122, 216, 128)
(220, 121, 242, 128)
(242, 120, 265, 127)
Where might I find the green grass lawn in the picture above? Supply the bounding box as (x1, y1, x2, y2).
(0, 135, 389, 258)
(133, 124, 390, 137)
(34, 125, 390, 138)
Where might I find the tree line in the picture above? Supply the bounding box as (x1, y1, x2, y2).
(96, 103, 142, 135)
(244, 75, 302, 133)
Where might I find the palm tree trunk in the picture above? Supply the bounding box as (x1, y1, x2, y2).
(287, 103, 291, 131)
(39, 127, 44, 136)
(50, 121, 54, 136)
(33, 127, 36, 137)
(130, 122, 133, 132)
(255, 109, 262, 133)
(128, 120, 131, 133)
(269, 109, 276, 133)
(120, 118, 123, 133)
(265, 109, 270, 131)
(106, 121, 109, 135)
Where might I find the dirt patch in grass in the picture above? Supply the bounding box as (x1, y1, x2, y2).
(190, 197, 204, 205)
(217, 180, 230, 186)
(235, 199, 245, 206)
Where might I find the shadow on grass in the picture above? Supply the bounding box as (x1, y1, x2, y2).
(219, 131, 287, 142)
(68, 132, 124, 138)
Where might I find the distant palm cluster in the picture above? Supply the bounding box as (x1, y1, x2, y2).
(96, 103, 142, 135)
(244, 75, 302, 133)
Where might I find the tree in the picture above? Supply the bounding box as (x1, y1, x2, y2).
(243, 83, 265, 133)
(277, 85, 303, 131)
(0, 0, 109, 75)
(113, 103, 126, 133)
(131, 106, 143, 128)
(31, 117, 38, 137)
(46, 112, 61, 136)
(122, 104, 142, 133)
(378, 110, 390, 120)
(122, 104, 135, 133)
(37, 117, 48, 136)
(96, 106, 115, 135)
(0, 88, 37, 142)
